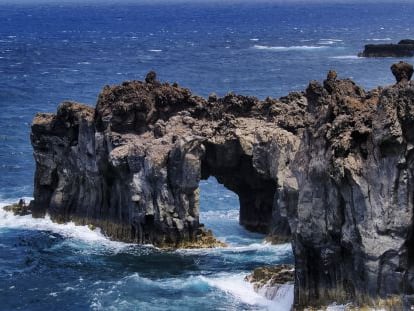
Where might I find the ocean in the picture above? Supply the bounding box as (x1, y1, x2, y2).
(0, 1, 413, 310)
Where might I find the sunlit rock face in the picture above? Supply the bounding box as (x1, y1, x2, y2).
(31, 64, 414, 308)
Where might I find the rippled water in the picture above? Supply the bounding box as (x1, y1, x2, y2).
(0, 182, 294, 311)
(0, 1, 413, 310)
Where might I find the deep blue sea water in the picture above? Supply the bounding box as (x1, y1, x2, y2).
(0, 1, 413, 310)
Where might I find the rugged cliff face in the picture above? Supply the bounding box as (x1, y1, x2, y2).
(30, 64, 414, 308)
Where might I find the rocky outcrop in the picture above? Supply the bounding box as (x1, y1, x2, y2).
(359, 39, 414, 57)
(31, 73, 295, 246)
(245, 265, 294, 301)
(3, 199, 31, 216)
(245, 264, 294, 288)
(392, 61, 414, 83)
(30, 64, 414, 308)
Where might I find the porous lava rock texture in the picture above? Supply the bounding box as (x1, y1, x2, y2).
(31, 64, 414, 308)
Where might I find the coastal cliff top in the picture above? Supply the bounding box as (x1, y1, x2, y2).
(32, 62, 414, 168)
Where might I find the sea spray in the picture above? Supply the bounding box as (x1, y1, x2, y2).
(0, 201, 130, 250)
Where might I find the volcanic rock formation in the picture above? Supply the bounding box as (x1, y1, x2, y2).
(359, 39, 414, 57)
(245, 264, 294, 301)
(30, 63, 414, 308)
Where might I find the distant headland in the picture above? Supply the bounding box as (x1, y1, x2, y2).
(359, 39, 414, 57)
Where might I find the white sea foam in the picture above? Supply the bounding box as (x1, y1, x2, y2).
(203, 272, 294, 311)
(318, 40, 336, 45)
(227, 242, 292, 253)
(318, 39, 343, 45)
(330, 55, 361, 59)
(204, 273, 267, 305)
(367, 38, 392, 41)
(177, 241, 292, 256)
(250, 38, 259, 41)
(258, 283, 294, 309)
(148, 49, 162, 52)
(200, 209, 239, 221)
(92, 272, 294, 309)
(125, 273, 256, 302)
(0, 200, 128, 249)
(253, 44, 326, 51)
(125, 273, 210, 291)
(320, 38, 343, 42)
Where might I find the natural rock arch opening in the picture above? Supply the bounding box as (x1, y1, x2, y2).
(199, 140, 290, 239)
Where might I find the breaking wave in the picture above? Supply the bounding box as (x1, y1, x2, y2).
(0, 200, 129, 250)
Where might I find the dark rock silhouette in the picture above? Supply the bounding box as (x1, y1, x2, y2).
(29, 65, 414, 308)
(145, 70, 157, 84)
(3, 199, 31, 216)
(359, 39, 414, 57)
(391, 61, 414, 83)
(399, 39, 414, 45)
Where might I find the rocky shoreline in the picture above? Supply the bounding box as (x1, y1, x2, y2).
(28, 62, 414, 309)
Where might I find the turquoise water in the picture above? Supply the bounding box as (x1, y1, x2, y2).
(0, 1, 413, 309)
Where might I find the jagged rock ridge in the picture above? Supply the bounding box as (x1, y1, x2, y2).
(31, 64, 414, 308)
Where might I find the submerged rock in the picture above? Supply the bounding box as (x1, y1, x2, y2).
(30, 64, 414, 309)
(3, 199, 31, 216)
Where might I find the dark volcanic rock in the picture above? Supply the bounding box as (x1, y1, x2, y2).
(245, 264, 294, 301)
(359, 39, 414, 57)
(399, 39, 414, 45)
(30, 64, 414, 309)
(3, 199, 31, 216)
(391, 61, 414, 83)
(245, 264, 294, 287)
(145, 70, 157, 84)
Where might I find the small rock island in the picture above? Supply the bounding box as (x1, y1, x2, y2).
(359, 39, 414, 57)
(28, 62, 414, 309)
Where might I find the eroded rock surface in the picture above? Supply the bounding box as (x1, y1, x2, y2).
(31, 63, 414, 308)
(245, 264, 294, 302)
(391, 61, 414, 83)
(245, 264, 294, 288)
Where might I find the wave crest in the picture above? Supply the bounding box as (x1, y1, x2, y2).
(0, 201, 129, 250)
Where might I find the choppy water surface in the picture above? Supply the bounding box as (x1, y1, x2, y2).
(0, 1, 413, 310)
(0, 182, 294, 311)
